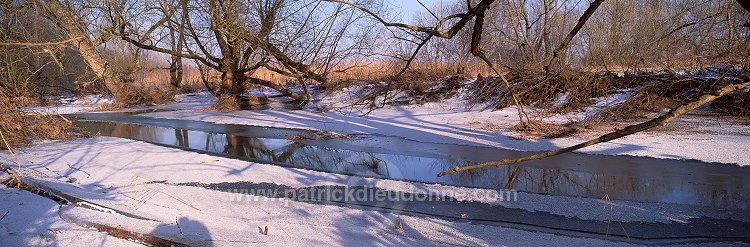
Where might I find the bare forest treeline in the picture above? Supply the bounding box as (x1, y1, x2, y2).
(404, 0, 750, 72)
(0, 0, 748, 105)
(2, 0, 750, 176)
(1, 0, 377, 107)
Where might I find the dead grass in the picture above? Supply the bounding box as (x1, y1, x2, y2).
(205, 94, 241, 112)
(288, 134, 311, 141)
(328, 62, 490, 82)
(89, 64, 210, 108)
(0, 95, 40, 109)
(288, 131, 354, 141)
(107, 83, 176, 108)
(467, 66, 750, 125)
(0, 88, 73, 149)
(511, 121, 584, 138)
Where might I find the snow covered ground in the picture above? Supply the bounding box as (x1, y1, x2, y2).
(22, 91, 217, 115)
(5, 81, 750, 246)
(139, 91, 750, 166)
(0, 183, 140, 246)
(3, 138, 749, 246)
(23, 95, 114, 114)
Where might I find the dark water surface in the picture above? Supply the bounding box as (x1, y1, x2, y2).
(70, 112, 750, 210)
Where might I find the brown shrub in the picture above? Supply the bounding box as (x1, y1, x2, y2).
(111, 83, 176, 108)
(511, 120, 582, 138)
(599, 73, 729, 120)
(413, 75, 466, 104)
(178, 80, 207, 94)
(601, 91, 681, 120)
(0, 96, 40, 109)
(471, 69, 624, 112)
(712, 90, 750, 117)
(322, 61, 488, 94)
(0, 89, 72, 149)
(592, 65, 750, 121)
(467, 66, 749, 124)
(344, 74, 468, 110)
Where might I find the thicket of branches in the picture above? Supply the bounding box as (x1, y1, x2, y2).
(2, 0, 748, 105)
(0, 2, 93, 99)
(322, 0, 750, 176)
(2, 0, 750, 174)
(386, 0, 750, 72)
(1, 0, 379, 107)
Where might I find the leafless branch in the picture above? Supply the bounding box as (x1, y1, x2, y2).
(439, 75, 750, 176)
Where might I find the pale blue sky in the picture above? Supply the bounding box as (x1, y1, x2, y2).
(385, 0, 456, 22)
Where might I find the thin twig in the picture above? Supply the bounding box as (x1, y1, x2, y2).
(0, 130, 18, 170)
(0, 37, 84, 46)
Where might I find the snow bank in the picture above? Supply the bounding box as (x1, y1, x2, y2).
(24, 95, 113, 114)
(6, 137, 749, 246)
(0, 188, 140, 246)
(140, 98, 750, 166)
(1, 138, 668, 246)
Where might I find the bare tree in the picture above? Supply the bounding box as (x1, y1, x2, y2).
(331, 0, 750, 177)
(160, 0, 185, 88)
(544, 0, 604, 72)
(326, 0, 547, 126)
(31, 0, 124, 98)
(111, 0, 372, 107)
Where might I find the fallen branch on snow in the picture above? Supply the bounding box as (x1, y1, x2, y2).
(438, 75, 750, 177)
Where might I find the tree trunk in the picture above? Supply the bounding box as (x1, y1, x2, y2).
(34, 0, 123, 98)
(169, 56, 183, 88)
(167, 6, 184, 89)
(218, 69, 244, 101)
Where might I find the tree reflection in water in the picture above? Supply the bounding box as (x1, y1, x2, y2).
(77, 121, 749, 210)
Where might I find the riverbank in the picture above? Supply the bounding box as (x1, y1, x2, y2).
(5, 89, 750, 246)
(2, 136, 750, 246)
(25, 89, 750, 166)
(137, 95, 750, 166)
